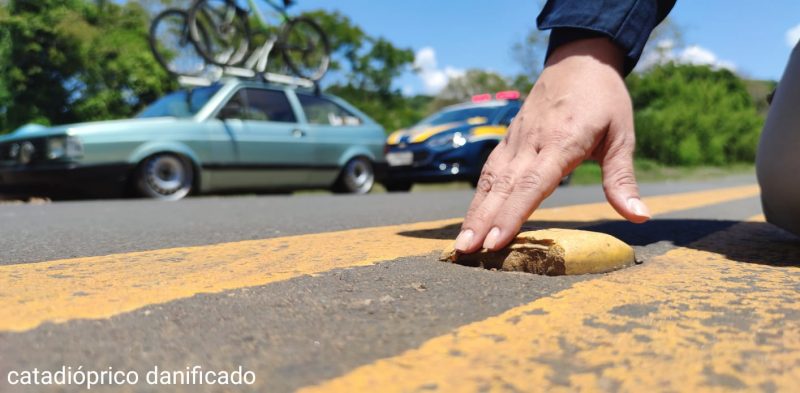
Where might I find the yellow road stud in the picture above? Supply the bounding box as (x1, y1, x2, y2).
(440, 228, 636, 275)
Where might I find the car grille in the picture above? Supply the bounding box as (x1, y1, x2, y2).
(0, 142, 15, 162)
(0, 138, 49, 164)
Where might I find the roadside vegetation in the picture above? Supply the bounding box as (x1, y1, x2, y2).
(570, 160, 755, 186)
(0, 0, 774, 179)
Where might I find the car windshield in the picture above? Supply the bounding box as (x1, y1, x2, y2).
(416, 106, 499, 127)
(137, 85, 222, 118)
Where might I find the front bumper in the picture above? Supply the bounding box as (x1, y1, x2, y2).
(0, 162, 133, 197)
(384, 142, 487, 183)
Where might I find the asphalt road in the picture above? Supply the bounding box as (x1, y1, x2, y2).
(0, 174, 756, 264)
(1, 173, 798, 392)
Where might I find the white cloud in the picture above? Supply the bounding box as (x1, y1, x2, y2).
(414, 47, 437, 70)
(678, 45, 736, 71)
(637, 40, 736, 72)
(786, 24, 800, 48)
(414, 47, 465, 94)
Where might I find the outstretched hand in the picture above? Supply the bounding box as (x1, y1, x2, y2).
(455, 37, 651, 253)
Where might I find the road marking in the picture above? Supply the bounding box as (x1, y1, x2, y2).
(299, 215, 800, 392)
(0, 184, 759, 332)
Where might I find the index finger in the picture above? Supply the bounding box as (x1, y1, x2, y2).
(456, 151, 537, 253)
(482, 150, 568, 250)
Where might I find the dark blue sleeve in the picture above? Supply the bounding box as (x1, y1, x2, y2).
(537, 0, 677, 75)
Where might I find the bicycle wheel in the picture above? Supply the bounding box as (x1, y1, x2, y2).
(279, 17, 330, 81)
(149, 9, 208, 76)
(188, 0, 251, 67)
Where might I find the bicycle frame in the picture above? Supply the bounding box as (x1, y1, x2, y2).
(245, 0, 290, 29)
(239, 0, 290, 73)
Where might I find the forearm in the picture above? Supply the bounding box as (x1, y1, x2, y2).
(537, 0, 677, 74)
(545, 36, 626, 74)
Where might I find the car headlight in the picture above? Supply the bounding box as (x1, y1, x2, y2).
(426, 132, 468, 149)
(47, 136, 83, 160)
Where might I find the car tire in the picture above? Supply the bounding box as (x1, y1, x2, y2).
(135, 154, 194, 201)
(333, 157, 374, 194)
(384, 181, 412, 192)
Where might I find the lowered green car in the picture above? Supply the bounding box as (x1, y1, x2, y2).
(0, 79, 387, 200)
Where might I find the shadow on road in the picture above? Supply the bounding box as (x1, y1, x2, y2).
(398, 219, 800, 268)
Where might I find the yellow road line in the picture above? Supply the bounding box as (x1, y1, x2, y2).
(300, 215, 800, 392)
(0, 184, 759, 333)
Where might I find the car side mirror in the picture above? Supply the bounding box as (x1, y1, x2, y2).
(219, 103, 244, 120)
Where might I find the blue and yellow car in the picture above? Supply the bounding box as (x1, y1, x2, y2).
(382, 91, 522, 191)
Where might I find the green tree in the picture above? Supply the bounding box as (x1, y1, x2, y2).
(303, 9, 417, 132)
(431, 69, 512, 110)
(628, 63, 764, 166)
(0, 0, 174, 133)
(0, 4, 10, 132)
(510, 28, 548, 87)
(69, 1, 176, 121)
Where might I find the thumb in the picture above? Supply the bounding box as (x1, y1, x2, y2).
(600, 128, 651, 224)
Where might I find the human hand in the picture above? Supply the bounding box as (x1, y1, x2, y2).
(455, 37, 651, 253)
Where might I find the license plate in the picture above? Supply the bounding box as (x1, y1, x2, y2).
(386, 151, 413, 167)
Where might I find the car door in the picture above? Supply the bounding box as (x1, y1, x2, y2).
(219, 87, 314, 188)
(293, 92, 367, 186)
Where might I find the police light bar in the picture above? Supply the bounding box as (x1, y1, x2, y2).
(471, 93, 492, 103)
(495, 90, 520, 100)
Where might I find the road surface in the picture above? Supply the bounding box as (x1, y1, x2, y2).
(1, 174, 798, 392)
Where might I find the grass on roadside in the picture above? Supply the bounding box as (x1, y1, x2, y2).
(570, 159, 755, 185)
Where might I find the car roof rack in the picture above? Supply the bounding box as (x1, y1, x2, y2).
(177, 67, 316, 90)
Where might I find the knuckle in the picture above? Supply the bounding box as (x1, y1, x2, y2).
(603, 168, 637, 191)
(491, 174, 515, 196)
(607, 133, 636, 156)
(477, 169, 496, 193)
(477, 177, 494, 193)
(515, 172, 545, 193)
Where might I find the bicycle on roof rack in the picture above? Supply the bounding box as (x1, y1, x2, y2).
(149, 0, 330, 85)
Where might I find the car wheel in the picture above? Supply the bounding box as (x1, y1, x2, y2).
(136, 154, 194, 201)
(334, 157, 374, 194)
(384, 181, 412, 192)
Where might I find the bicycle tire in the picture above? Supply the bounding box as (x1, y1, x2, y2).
(149, 9, 209, 77)
(279, 17, 331, 81)
(188, 0, 251, 67)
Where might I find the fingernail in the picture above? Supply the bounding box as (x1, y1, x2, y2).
(484, 227, 501, 250)
(455, 229, 474, 252)
(627, 198, 651, 219)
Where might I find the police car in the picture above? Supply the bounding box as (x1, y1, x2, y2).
(382, 91, 523, 191)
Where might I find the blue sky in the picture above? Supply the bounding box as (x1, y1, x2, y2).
(290, 0, 800, 95)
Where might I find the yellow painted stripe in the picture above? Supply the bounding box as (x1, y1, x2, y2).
(300, 214, 800, 392)
(0, 184, 759, 332)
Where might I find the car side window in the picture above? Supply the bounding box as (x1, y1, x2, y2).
(242, 89, 297, 123)
(297, 94, 362, 126)
(218, 90, 247, 120)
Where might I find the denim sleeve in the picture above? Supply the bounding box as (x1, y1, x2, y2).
(537, 0, 677, 75)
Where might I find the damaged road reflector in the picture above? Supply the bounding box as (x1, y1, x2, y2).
(440, 228, 636, 276)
